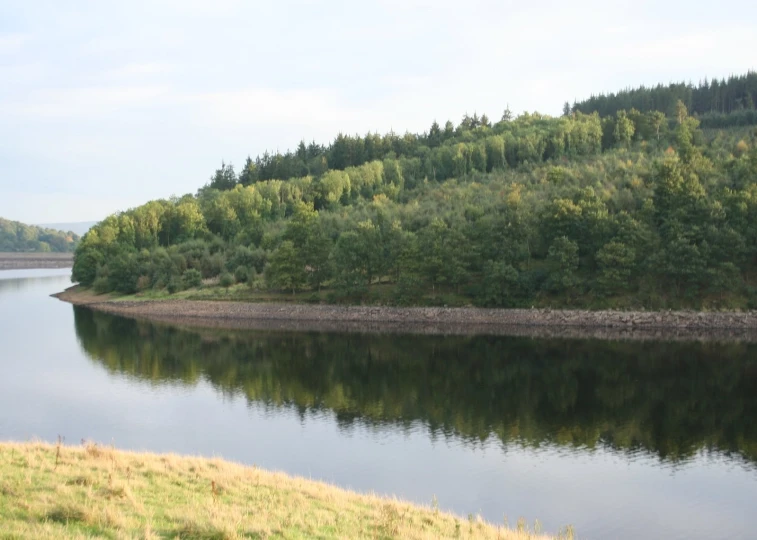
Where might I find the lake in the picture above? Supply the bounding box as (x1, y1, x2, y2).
(2, 269, 756, 539)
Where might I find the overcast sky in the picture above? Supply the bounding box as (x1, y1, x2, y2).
(1, 0, 755, 224)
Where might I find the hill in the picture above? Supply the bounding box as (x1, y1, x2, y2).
(37, 221, 97, 237)
(71, 73, 757, 310)
(0, 217, 79, 253)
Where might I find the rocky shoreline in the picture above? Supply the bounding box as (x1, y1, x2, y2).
(0, 252, 73, 270)
(54, 286, 757, 342)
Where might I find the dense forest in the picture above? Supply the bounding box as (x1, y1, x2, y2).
(73, 73, 757, 309)
(571, 72, 757, 129)
(0, 217, 79, 253)
(75, 308, 757, 465)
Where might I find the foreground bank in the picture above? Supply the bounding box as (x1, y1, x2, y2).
(0, 253, 73, 270)
(55, 285, 757, 341)
(0, 442, 557, 539)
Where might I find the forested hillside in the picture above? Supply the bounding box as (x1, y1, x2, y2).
(72, 76, 757, 310)
(571, 71, 757, 129)
(0, 218, 79, 253)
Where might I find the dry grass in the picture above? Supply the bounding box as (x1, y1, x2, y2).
(0, 441, 566, 539)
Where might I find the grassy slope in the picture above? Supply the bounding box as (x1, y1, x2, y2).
(0, 442, 561, 539)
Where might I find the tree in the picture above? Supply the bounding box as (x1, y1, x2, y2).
(662, 236, 705, 298)
(267, 241, 306, 295)
(479, 261, 520, 307)
(613, 111, 635, 147)
(331, 230, 371, 295)
(545, 237, 580, 295)
(238, 157, 259, 186)
(182, 268, 203, 289)
(595, 241, 636, 296)
(649, 111, 666, 142)
(208, 162, 237, 191)
(219, 272, 235, 291)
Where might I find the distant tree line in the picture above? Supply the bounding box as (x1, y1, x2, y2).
(570, 72, 757, 130)
(212, 111, 603, 190)
(0, 217, 79, 253)
(73, 89, 757, 309)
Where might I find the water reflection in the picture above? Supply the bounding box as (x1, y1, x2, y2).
(73, 307, 757, 467)
(0, 268, 71, 291)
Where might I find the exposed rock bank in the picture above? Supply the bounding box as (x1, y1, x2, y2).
(54, 286, 757, 342)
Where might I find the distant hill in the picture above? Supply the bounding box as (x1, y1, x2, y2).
(37, 221, 97, 237)
(0, 218, 80, 253)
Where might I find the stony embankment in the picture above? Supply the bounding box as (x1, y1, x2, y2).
(0, 252, 73, 270)
(55, 286, 757, 341)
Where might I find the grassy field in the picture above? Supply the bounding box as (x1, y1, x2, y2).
(0, 442, 565, 539)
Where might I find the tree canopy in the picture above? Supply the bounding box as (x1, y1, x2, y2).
(73, 73, 757, 310)
(0, 218, 80, 253)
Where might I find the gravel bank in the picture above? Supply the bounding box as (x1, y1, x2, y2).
(54, 286, 757, 342)
(0, 252, 73, 270)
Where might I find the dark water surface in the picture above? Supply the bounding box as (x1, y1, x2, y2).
(2, 270, 757, 539)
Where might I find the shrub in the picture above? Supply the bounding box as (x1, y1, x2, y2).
(136, 275, 152, 292)
(92, 276, 110, 294)
(167, 277, 183, 294)
(182, 268, 203, 289)
(201, 252, 226, 278)
(219, 272, 235, 289)
(234, 265, 249, 283)
(393, 274, 423, 306)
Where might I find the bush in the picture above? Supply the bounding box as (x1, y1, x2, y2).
(136, 275, 152, 292)
(167, 277, 183, 294)
(201, 252, 226, 278)
(393, 274, 424, 306)
(234, 265, 249, 283)
(92, 276, 110, 294)
(748, 287, 757, 310)
(219, 272, 235, 289)
(182, 268, 203, 289)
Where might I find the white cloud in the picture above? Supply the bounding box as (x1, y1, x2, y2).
(1, 0, 756, 223)
(0, 85, 172, 119)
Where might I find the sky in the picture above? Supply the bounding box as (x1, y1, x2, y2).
(1, 0, 756, 224)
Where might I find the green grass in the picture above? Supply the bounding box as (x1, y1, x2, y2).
(0, 442, 563, 539)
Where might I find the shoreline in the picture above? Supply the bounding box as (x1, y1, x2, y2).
(55, 285, 757, 342)
(0, 252, 73, 270)
(1, 441, 549, 539)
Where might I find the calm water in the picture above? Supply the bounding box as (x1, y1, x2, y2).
(2, 270, 757, 539)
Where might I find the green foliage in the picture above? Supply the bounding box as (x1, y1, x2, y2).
(182, 268, 203, 289)
(546, 237, 581, 294)
(595, 241, 636, 296)
(219, 272, 235, 289)
(234, 265, 249, 283)
(266, 241, 305, 294)
(167, 276, 183, 294)
(0, 217, 79, 253)
(73, 72, 757, 308)
(573, 71, 757, 119)
(478, 261, 520, 307)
